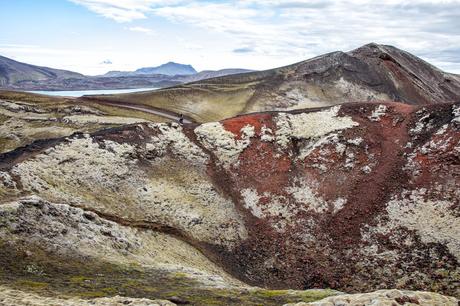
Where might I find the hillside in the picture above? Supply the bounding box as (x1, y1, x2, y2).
(93, 43, 460, 122)
(1, 101, 459, 304)
(0, 55, 84, 87)
(176, 68, 254, 83)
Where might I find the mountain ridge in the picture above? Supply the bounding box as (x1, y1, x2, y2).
(92, 43, 460, 122)
(0, 55, 84, 87)
(0, 55, 255, 90)
(104, 61, 198, 77)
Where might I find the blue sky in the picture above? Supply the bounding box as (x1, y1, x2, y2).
(1, 0, 460, 75)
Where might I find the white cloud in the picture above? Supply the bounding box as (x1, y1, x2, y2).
(128, 26, 155, 35)
(60, 1, 460, 73)
(69, 0, 182, 22)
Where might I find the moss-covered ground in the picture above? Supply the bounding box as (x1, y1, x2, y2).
(0, 241, 337, 305)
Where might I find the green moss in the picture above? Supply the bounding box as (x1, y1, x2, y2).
(15, 280, 48, 289)
(171, 272, 188, 279)
(253, 289, 288, 297)
(69, 276, 91, 284)
(77, 291, 109, 298)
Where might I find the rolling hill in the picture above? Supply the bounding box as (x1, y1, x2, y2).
(0, 55, 84, 87)
(91, 43, 460, 122)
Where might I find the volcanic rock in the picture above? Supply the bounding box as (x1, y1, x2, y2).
(1, 101, 458, 298)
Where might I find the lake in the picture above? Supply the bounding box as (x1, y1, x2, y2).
(28, 87, 158, 97)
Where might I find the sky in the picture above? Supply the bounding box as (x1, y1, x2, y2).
(1, 0, 460, 75)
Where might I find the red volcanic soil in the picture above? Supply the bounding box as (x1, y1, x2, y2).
(207, 101, 460, 296)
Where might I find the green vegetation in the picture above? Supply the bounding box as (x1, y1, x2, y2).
(90, 82, 260, 123)
(0, 240, 338, 305)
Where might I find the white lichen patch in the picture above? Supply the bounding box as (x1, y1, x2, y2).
(241, 189, 263, 218)
(347, 137, 363, 146)
(332, 197, 347, 213)
(11, 135, 247, 249)
(333, 77, 390, 102)
(287, 289, 458, 306)
(377, 189, 460, 261)
(284, 179, 349, 215)
(435, 124, 448, 135)
(241, 189, 293, 218)
(241, 188, 308, 231)
(286, 180, 329, 214)
(344, 152, 356, 169)
(403, 152, 421, 178)
(0, 105, 53, 121)
(147, 123, 208, 165)
(298, 133, 341, 160)
(275, 106, 358, 151)
(260, 125, 274, 142)
(335, 142, 347, 155)
(404, 128, 455, 179)
(410, 109, 436, 136)
(453, 105, 460, 123)
(368, 104, 387, 122)
(195, 122, 255, 168)
(0, 171, 16, 189)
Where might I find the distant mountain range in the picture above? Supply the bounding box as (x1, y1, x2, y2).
(0, 56, 254, 90)
(104, 62, 197, 77)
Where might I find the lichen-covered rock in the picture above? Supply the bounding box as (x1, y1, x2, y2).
(0, 196, 242, 288)
(9, 128, 247, 249)
(1, 101, 459, 298)
(0, 285, 176, 306)
(283, 289, 458, 306)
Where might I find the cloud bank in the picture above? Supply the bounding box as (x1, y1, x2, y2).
(65, 1, 460, 73)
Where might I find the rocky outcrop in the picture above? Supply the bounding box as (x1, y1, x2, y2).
(0, 101, 459, 299)
(0, 196, 241, 287)
(284, 289, 458, 306)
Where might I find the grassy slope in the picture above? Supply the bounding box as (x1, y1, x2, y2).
(86, 68, 283, 123)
